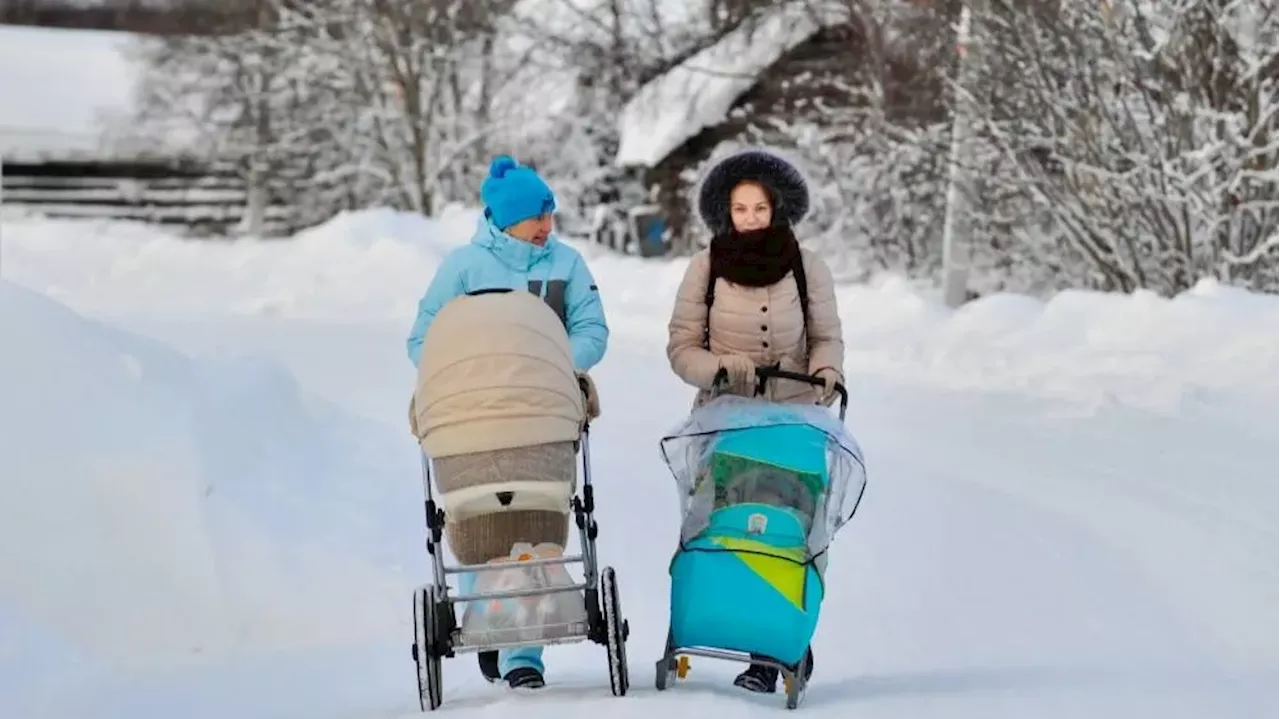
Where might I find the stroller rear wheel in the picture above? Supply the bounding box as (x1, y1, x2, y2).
(600, 566, 630, 696)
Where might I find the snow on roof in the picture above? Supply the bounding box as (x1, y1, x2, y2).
(493, 0, 717, 140)
(613, 2, 825, 169)
(0, 25, 172, 163)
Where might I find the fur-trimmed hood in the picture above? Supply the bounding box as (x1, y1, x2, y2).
(696, 148, 811, 235)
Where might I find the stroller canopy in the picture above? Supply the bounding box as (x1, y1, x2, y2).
(659, 395, 868, 560)
(412, 290, 586, 458)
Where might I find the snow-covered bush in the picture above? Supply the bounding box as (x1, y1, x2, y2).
(971, 0, 1279, 295)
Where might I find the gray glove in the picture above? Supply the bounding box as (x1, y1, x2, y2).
(716, 354, 757, 393)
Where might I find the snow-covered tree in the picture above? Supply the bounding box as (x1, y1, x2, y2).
(135, 0, 528, 229)
(972, 0, 1279, 294)
(129, 0, 1277, 297)
(274, 0, 529, 216)
(490, 0, 727, 235)
(133, 0, 348, 234)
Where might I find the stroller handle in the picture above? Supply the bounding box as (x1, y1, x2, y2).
(757, 366, 849, 419)
(576, 375, 593, 429)
(712, 365, 848, 420)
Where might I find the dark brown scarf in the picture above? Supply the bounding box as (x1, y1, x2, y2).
(708, 225, 801, 287)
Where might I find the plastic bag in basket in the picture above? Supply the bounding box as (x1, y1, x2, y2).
(460, 542, 587, 644)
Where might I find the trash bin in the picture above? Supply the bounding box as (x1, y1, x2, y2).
(628, 204, 669, 258)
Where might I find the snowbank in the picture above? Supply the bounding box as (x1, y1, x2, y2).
(3, 207, 1275, 418)
(832, 275, 1280, 415)
(0, 204, 479, 321)
(0, 279, 421, 709)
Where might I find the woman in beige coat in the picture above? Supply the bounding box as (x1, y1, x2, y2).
(665, 148, 846, 694)
(667, 147, 845, 409)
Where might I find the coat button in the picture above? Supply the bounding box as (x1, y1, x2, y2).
(760, 305, 767, 312)
(762, 341, 769, 348)
(760, 324, 768, 331)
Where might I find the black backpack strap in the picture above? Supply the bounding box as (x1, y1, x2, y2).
(791, 253, 811, 351)
(703, 261, 718, 350)
(792, 253, 810, 326)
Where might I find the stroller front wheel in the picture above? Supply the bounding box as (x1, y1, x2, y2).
(783, 649, 812, 710)
(411, 585, 444, 710)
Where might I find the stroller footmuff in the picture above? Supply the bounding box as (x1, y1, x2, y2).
(406, 290, 629, 710)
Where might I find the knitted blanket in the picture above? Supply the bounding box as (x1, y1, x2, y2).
(434, 441, 577, 564)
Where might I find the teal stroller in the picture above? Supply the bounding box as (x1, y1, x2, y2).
(655, 367, 868, 709)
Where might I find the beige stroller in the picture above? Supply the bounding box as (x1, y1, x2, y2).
(407, 288, 629, 710)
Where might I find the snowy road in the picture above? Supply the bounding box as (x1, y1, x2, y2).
(1, 209, 1275, 718)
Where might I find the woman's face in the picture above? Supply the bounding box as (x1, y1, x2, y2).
(729, 182, 772, 232)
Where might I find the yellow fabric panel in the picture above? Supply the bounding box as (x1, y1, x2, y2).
(710, 536, 807, 610)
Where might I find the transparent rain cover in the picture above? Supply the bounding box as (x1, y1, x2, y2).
(659, 395, 868, 562)
(459, 543, 588, 646)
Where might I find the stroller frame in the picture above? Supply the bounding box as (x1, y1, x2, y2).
(653, 366, 851, 710)
(410, 384, 630, 711)
(657, 638, 814, 709)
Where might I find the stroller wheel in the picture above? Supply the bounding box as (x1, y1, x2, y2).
(654, 654, 689, 691)
(783, 651, 811, 710)
(600, 566, 630, 697)
(654, 631, 675, 691)
(654, 660, 671, 691)
(412, 585, 444, 710)
(654, 650, 688, 690)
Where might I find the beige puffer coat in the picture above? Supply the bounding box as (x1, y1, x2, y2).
(667, 246, 845, 406)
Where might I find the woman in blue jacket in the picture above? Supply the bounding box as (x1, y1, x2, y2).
(405, 155, 609, 690)
(406, 155, 609, 373)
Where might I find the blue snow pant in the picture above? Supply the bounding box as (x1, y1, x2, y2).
(457, 571, 545, 677)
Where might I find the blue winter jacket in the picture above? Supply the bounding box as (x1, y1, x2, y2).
(406, 214, 609, 371)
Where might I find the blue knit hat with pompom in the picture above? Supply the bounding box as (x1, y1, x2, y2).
(480, 155, 557, 230)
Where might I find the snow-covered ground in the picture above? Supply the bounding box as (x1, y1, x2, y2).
(0, 208, 1275, 719)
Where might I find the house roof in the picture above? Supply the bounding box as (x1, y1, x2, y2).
(0, 24, 197, 163)
(613, 2, 830, 169)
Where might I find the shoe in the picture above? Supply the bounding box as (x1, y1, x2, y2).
(733, 663, 779, 693)
(478, 651, 501, 683)
(504, 666, 545, 689)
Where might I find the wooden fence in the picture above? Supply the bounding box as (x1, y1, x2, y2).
(0, 158, 293, 237)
